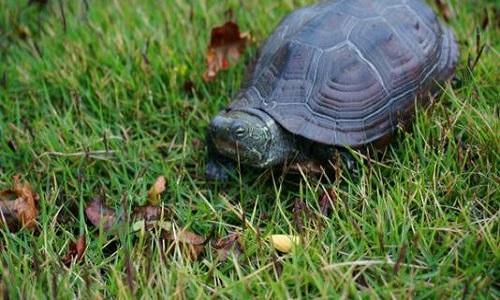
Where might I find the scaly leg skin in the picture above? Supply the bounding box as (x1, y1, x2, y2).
(338, 150, 358, 173)
(205, 155, 236, 181)
(205, 134, 236, 181)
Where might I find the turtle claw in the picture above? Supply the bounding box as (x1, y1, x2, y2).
(339, 151, 357, 172)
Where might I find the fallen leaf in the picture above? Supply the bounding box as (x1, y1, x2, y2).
(147, 176, 166, 205)
(62, 235, 86, 266)
(131, 219, 171, 233)
(132, 205, 168, 222)
(434, 0, 453, 22)
(270, 235, 300, 253)
(86, 196, 171, 233)
(85, 197, 120, 231)
(319, 188, 337, 217)
(212, 232, 243, 261)
(203, 21, 249, 81)
(0, 175, 39, 231)
(163, 228, 205, 260)
(292, 199, 308, 233)
(131, 205, 171, 232)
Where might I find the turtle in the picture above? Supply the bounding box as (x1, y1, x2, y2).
(206, 0, 458, 180)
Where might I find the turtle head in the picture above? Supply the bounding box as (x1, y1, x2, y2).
(209, 109, 292, 168)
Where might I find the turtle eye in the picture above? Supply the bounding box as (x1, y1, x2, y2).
(234, 127, 246, 137)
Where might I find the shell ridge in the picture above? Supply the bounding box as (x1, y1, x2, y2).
(324, 41, 349, 53)
(305, 48, 324, 104)
(380, 4, 407, 15)
(345, 41, 389, 94)
(344, 16, 358, 41)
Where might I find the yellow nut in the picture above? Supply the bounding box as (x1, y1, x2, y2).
(270, 235, 300, 253)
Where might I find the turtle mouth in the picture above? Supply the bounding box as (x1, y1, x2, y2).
(212, 135, 263, 164)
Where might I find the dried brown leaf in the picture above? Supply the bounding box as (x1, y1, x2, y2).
(85, 197, 120, 231)
(0, 176, 39, 231)
(132, 205, 168, 222)
(319, 188, 337, 217)
(203, 21, 249, 81)
(62, 235, 86, 266)
(147, 176, 166, 205)
(212, 232, 243, 261)
(292, 199, 308, 233)
(435, 0, 452, 22)
(164, 229, 205, 260)
(86, 196, 171, 233)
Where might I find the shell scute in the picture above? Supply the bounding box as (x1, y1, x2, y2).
(294, 12, 350, 49)
(349, 20, 421, 95)
(309, 45, 388, 120)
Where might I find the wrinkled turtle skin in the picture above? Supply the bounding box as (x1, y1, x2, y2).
(206, 0, 458, 181)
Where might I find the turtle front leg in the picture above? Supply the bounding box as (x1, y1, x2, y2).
(205, 134, 236, 181)
(311, 145, 358, 173)
(206, 154, 236, 181)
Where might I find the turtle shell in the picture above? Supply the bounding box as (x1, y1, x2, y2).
(229, 0, 458, 147)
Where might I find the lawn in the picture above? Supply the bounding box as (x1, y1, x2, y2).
(0, 0, 498, 298)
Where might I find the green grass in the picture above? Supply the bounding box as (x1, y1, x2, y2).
(0, 0, 498, 298)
